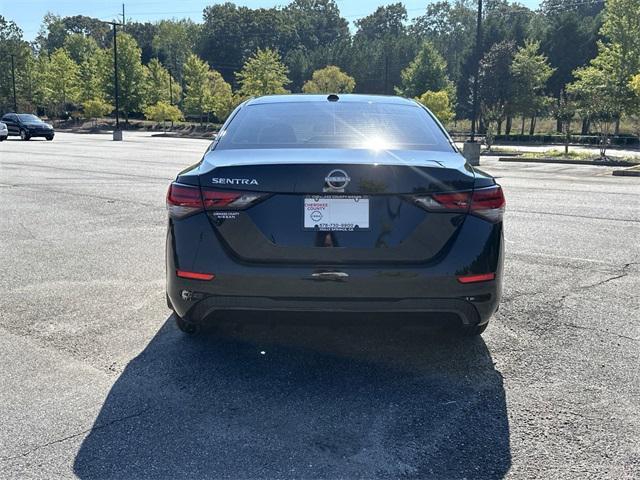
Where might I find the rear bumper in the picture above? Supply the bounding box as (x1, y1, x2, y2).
(166, 211, 504, 327)
(172, 294, 486, 326)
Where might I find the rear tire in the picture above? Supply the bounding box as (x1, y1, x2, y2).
(174, 313, 200, 335)
(20, 129, 30, 141)
(46, 135, 54, 141)
(459, 322, 488, 336)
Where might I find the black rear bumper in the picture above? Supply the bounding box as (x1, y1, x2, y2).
(177, 295, 484, 326)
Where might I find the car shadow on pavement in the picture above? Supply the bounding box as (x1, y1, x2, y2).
(73, 313, 510, 479)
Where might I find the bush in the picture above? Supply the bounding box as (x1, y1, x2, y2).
(143, 101, 184, 130)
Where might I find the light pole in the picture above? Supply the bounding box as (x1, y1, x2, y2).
(10, 54, 17, 112)
(470, 0, 483, 143)
(463, 0, 483, 166)
(103, 21, 124, 140)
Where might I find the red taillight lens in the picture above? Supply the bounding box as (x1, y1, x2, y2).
(176, 269, 215, 281)
(409, 184, 505, 223)
(430, 191, 472, 211)
(201, 188, 268, 210)
(166, 183, 203, 218)
(457, 272, 496, 284)
(201, 190, 242, 208)
(470, 185, 505, 222)
(167, 183, 269, 219)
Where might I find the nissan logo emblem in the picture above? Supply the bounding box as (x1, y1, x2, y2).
(325, 169, 350, 189)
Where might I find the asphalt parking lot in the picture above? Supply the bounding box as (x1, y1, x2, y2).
(1, 132, 638, 479)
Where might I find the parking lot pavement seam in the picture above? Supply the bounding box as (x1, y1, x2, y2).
(0, 407, 152, 463)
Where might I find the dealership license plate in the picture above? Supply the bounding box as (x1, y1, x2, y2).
(304, 196, 369, 231)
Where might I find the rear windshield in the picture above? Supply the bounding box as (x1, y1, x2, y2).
(216, 101, 453, 151)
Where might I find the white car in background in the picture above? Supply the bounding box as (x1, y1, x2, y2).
(0, 122, 7, 141)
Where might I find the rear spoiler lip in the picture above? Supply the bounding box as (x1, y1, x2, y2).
(201, 149, 466, 171)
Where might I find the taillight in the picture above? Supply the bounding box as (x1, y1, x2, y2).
(470, 185, 505, 222)
(166, 183, 202, 218)
(201, 189, 267, 210)
(408, 184, 505, 222)
(167, 182, 268, 219)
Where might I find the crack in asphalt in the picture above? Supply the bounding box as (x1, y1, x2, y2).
(577, 262, 638, 290)
(0, 407, 151, 463)
(502, 261, 639, 342)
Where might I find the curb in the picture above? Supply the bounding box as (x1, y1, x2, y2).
(612, 166, 640, 177)
(498, 157, 636, 167)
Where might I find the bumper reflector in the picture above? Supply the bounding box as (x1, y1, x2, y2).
(176, 270, 215, 281)
(457, 272, 495, 284)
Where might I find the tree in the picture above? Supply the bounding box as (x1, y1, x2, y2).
(354, 3, 407, 40)
(551, 91, 576, 154)
(416, 90, 454, 123)
(42, 48, 80, 116)
(351, 3, 418, 95)
(183, 53, 213, 124)
(99, 33, 148, 121)
(152, 19, 199, 82)
(236, 49, 290, 97)
(411, 1, 475, 86)
(146, 58, 181, 105)
(599, 0, 640, 125)
(77, 50, 105, 103)
(511, 41, 555, 135)
(144, 101, 184, 131)
(208, 69, 235, 122)
(83, 98, 113, 126)
(396, 42, 451, 99)
(569, 53, 621, 158)
(302, 65, 355, 93)
(479, 41, 516, 134)
(63, 34, 98, 64)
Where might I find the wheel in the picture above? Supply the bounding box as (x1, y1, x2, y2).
(0, 136, 5, 142)
(459, 322, 488, 336)
(46, 135, 54, 141)
(20, 129, 30, 141)
(174, 313, 200, 335)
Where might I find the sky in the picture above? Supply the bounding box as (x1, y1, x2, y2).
(3, 0, 542, 41)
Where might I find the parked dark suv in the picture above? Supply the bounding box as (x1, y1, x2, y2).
(1, 113, 55, 141)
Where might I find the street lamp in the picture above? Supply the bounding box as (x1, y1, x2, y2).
(463, 0, 483, 166)
(10, 54, 17, 112)
(102, 20, 124, 141)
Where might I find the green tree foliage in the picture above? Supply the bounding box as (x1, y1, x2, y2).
(568, 0, 640, 139)
(416, 90, 454, 123)
(351, 3, 418, 95)
(0, 16, 32, 111)
(208, 70, 235, 122)
(144, 101, 184, 130)
(42, 48, 80, 115)
(152, 19, 198, 81)
(236, 49, 290, 97)
(411, 1, 475, 85)
(183, 53, 214, 123)
(99, 32, 148, 120)
(479, 41, 516, 133)
(511, 41, 555, 130)
(82, 98, 113, 126)
(126, 22, 157, 64)
(397, 42, 451, 99)
(302, 65, 355, 93)
(146, 58, 181, 105)
(63, 34, 98, 64)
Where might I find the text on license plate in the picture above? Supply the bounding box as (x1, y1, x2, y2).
(304, 196, 369, 231)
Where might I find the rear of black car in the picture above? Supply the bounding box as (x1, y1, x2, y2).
(166, 95, 504, 335)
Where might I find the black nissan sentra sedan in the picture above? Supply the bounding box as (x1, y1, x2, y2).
(166, 94, 505, 335)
